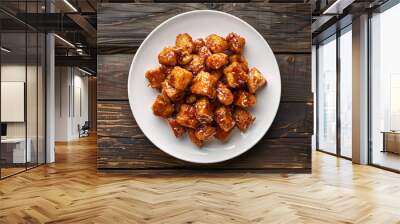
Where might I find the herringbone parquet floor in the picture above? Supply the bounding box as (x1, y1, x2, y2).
(1, 136, 400, 224)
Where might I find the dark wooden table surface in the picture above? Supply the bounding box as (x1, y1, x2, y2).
(97, 2, 312, 173)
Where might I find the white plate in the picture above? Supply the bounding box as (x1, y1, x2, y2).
(128, 10, 281, 164)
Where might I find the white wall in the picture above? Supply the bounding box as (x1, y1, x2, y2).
(54, 67, 89, 141)
(1, 65, 26, 139)
(1, 63, 46, 164)
(1, 65, 39, 138)
(55, 66, 70, 141)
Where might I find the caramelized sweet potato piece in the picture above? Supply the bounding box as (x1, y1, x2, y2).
(161, 80, 185, 102)
(169, 66, 193, 91)
(168, 118, 186, 138)
(234, 108, 255, 132)
(206, 53, 229, 70)
(191, 71, 218, 99)
(234, 90, 256, 108)
(152, 95, 175, 118)
(247, 67, 267, 93)
(214, 126, 232, 142)
(216, 82, 234, 106)
(193, 38, 205, 53)
(195, 98, 214, 124)
(188, 129, 203, 146)
(214, 106, 235, 132)
(176, 104, 199, 129)
(145, 67, 166, 89)
(176, 33, 194, 53)
(223, 62, 249, 88)
(185, 55, 205, 74)
(195, 125, 216, 141)
(158, 47, 177, 66)
(226, 32, 246, 54)
(205, 34, 229, 53)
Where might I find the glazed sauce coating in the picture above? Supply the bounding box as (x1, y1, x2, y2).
(146, 32, 267, 146)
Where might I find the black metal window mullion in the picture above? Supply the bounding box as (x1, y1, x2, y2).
(25, 0, 28, 171)
(336, 29, 341, 157)
(44, 0, 48, 164)
(315, 44, 320, 151)
(36, 0, 39, 168)
(367, 10, 373, 165)
(0, 19, 2, 179)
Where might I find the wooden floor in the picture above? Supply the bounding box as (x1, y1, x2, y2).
(372, 150, 400, 171)
(0, 136, 400, 224)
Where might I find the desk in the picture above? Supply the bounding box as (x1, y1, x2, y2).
(382, 131, 400, 154)
(1, 138, 31, 163)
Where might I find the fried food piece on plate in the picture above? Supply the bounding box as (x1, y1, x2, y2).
(226, 32, 246, 54)
(206, 53, 229, 70)
(195, 97, 214, 124)
(174, 47, 193, 65)
(152, 94, 175, 118)
(158, 47, 177, 66)
(185, 94, 197, 104)
(188, 129, 203, 147)
(176, 104, 199, 129)
(229, 54, 249, 73)
(185, 55, 205, 74)
(247, 67, 267, 94)
(193, 38, 205, 53)
(145, 67, 166, 89)
(191, 71, 218, 99)
(198, 46, 212, 61)
(234, 90, 256, 108)
(210, 70, 223, 80)
(169, 66, 193, 91)
(233, 108, 255, 132)
(206, 34, 229, 53)
(216, 82, 234, 106)
(160, 65, 173, 76)
(214, 106, 235, 132)
(214, 126, 232, 142)
(176, 33, 194, 53)
(223, 62, 249, 88)
(161, 80, 185, 102)
(195, 125, 216, 141)
(168, 118, 186, 138)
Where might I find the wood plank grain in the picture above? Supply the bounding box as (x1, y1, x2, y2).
(97, 100, 312, 138)
(98, 3, 311, 54)
(96, 2, 312, 172)
(97, 54, 133, 100)
(97, 54, 312, 101)
(98, 136, 310, 169)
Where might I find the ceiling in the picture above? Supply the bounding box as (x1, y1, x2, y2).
(0, 0, 97, 73)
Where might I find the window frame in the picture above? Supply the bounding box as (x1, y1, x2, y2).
(367, 0, 400, 173)
(316, 24, 353, 160)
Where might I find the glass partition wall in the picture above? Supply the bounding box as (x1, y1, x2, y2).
(370, 2, 400, 171)
(339, 26, 352, 159)
(316, 26, 353, 159)
(0, 1, 46, 179)
(317, 35, 337, 155)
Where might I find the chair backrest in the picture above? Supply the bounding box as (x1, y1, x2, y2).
(82, 121, 90, 129)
